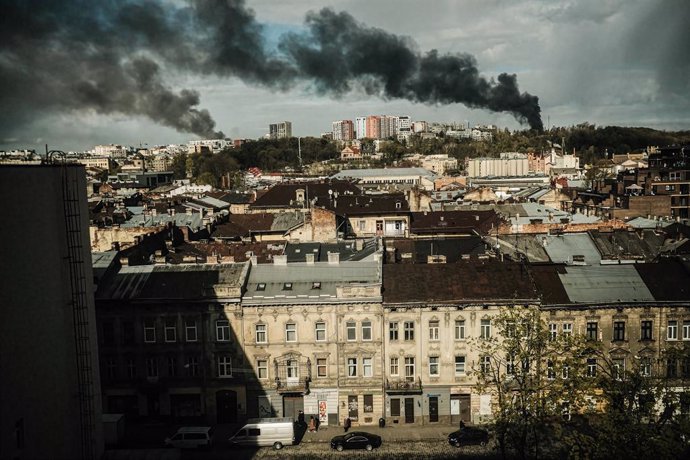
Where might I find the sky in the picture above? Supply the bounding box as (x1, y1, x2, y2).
(0, 0, 688, 152)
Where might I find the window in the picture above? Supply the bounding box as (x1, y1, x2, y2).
(346, 321, 357, 341)
(185, 320, 197, 342)
(106, 357, 117, 380)
(429, 356, 439, 376)
(562, 363, 570, 379)
(102, 321, 115, 346)
(255, 324, 267, 343)
(358, 220, 366, 231)
(122, 321, 135, 345)
(167, 356, 176, 377)
(317, 358, 327, 378)
(684, 320, 690, 340)
(146, 357, 158, 378)
(390, 357, 399, 376)
(285, 323, 297, 342)
(586, 322, 598, 341)
(454, 320, 465, 340)
(389, 322, 399, 341)
(480, 319, 491, 339)
(144, 319, 156, 343)
(404, 321, 415, 341)
(668, 320, 678, 340)
(311, 282, 321, 290)
(363, 357, 373, 377)
(287, 360, 298, 379)
(216, 320, 230, 342)
(547, 360, 555, 380)
(641, 321, 653, 340)
(613, 321, 626, 341)
(506, 354, 515, 375)
(562, 323, 573, 336)
(391, 398, 401, 417)
(404, 357, 415, 381)
(186, 356, 199, 377)
(455, 356, 466, 376)
(283, 282, 292, 291)
(363, 394, 373, 413)
(549, 323, 557, 341)
(362, 321, 372, 341)
(480, 356, 491, 374)
(587, 358, 597, 377)
(257, 359, 268, 379)
(256, 283, 266, 291)
(668, 359, 679, 378)
(164, 319, 177, 342)
(348, 358, 357, 377)
(218, 356, 232, 377)
(612, 358, 625, 380)
(315, 322, 326, 341)
(126, 358, 137, 379)
(429, 321, 439, 341)
(640, 357, 652, 377)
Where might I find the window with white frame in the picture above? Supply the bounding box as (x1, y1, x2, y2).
(164, 319, 176, 342)
(454, 320, 465, 340)
(257, 359, 268, 379)
(317, 358, 327, 378)
(185, 319, 197, 342)
(346, 321, 357, 341)
(167, 356, 176, 377)
(640, 357, 652, 377)
(549, 323, 557, 341)
(404, 357, 415, 381)
(186, 356, 199, 377)
(390, 357, 399, 376)
(562, 323, 573, 336)
(216, 320, 230, 342)
(429, 356, 439, 376)
(506, 354, 515, 375)
(429, 320, 439, 341)
(362, 321, 372, 341)
(668, 320, 678, 340)
(684, 320, 690, 340)
(455, 356, 465, 376)
(218, 356, 232, 377)
(315, 322, 326, 341)
(547, 360, 555, 380)
(612, 358, 625, 380)
(480, 356, 491, 373)
(347, 357, 357, 377)
(404, 321, 415, 341)
(286, 360, 298, 379)
(480, 319, 491, 339)
(389, 322, 399, 341)
(587, 358, 597, 377)
(363, 357, 373, 377)
(144, 319, 156, 343)
(562, 363, 570, 379)
(146, 357, 158, 377)
(285, 323, 297, 342)
(358, 220, 366, 231)
(255, 324, 267, 343)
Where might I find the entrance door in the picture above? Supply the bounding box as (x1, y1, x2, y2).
(216, 390, 237, 423)
(429, 396, 439, 422)
(404, 398, 414, 423)
(283, 395, 304, 421)
(459, 394, 471, 423)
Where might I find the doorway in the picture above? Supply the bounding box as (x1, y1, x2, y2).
(404, 398, 414, 423)
(283, 395, 304, 421)
(429, 396, 439, 422)
(216, 390, 237, 423)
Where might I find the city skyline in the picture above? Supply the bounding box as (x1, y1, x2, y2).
(1, 0, 688, 152)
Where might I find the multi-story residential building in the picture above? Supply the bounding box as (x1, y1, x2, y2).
(380, 115, 398, 139)
(1, 165, 104, 459)
(269, 121, 292, 140)
(94, 144, 128, 158)
(187, 139, 232, 154)
(332, 120, 355, 142)
(355, 116, 367, 139)
(465, 152, 530, 178)
(366, 116, 381, 140)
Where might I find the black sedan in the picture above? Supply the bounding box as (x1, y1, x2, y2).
(448, 426, 489, 448)
(330, 432, 382, 451)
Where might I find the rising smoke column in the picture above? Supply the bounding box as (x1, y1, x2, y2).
(0, 0, 543, 142)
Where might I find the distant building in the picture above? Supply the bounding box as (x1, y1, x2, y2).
(340, 145, 362, 160)
(269, 121, 292, 140)
(332, 120, 354, 141)
(465, 152, 529, 178)
(94, 144, 127, 158)
(365, 116, 381, 140)
(421, 154, 458, 175)
(355, 116, 367, 139)
(187, 139, 232, 154)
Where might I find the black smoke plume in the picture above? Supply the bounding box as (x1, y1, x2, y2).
(0, 0, 543, 142)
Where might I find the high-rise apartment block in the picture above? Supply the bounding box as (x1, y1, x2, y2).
(269, 121, 292, 140)
(332, 120, 354, 141)
(355, 117, 367, 139)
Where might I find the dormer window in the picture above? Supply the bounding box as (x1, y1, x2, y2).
(312, 282, 321, 290)
(395, 201, 402, 209)
(256, 283, 266, 291)
(283, 283, 293, 291)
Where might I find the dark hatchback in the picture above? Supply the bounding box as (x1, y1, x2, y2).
(448, 426, 490, 447)
(330, 432, 382, 451)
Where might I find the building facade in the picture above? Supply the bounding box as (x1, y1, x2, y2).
(269, 121, 293, 140)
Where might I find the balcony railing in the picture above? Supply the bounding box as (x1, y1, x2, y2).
(385, 377, 423, 394)
(275, 376, 310, 394)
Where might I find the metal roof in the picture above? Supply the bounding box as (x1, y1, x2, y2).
(558, 265, 654, 303)
(542, 233, 602, 264)
(332, 167, 437, 179)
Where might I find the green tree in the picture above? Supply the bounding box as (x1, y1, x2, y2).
(473, 307, 597, 460)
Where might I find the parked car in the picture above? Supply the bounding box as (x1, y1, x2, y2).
(330, 431, 382, 451)
(229, 417, 295, 450)
(164, 426, 214, 449)
(448, 426, 489, 448)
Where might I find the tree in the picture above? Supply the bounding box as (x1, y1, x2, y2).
(473, 307, 598, 460)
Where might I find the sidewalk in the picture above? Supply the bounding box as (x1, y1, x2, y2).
(298, 423, 459, 443)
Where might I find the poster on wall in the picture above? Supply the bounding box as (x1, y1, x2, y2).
(348, 395, 359, 421)
(318, 400, 328, 424)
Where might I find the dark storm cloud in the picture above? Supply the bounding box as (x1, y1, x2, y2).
(0, 0, 543, 142)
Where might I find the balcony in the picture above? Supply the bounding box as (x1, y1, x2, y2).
(385, 377, 423, 394)
(275, 376, 310, 394)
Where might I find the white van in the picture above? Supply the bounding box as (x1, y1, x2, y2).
(229, 417, 295, 450)
(164, 426, 214, 449)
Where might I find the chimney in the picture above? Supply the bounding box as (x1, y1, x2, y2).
(305, 253, 315, 264)
(273, 254, 288, 265)
(328, 252, 340, 264)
